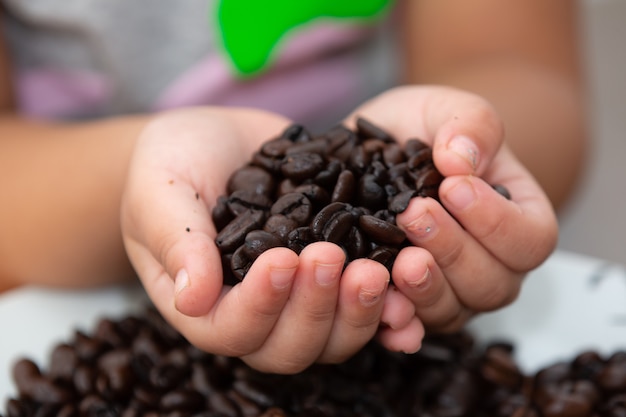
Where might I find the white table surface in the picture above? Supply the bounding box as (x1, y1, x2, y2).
(1, 250, 625, 403)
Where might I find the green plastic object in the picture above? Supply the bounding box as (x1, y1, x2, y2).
(214, 0, 391, 76)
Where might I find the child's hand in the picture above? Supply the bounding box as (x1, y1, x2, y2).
(121, 107, 390, 373)
(345, 86, 558, 353)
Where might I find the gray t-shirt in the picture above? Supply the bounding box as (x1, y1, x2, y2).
(1, 0, 400, 130)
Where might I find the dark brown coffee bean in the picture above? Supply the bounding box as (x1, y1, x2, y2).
(348, 145, 370, 174)
(356, 117, 393, 142)
(331, 170, 355, 203)
(160, 389, 205, 412)
(280, 123, 312, 143)
(287, 226, 316, 254)
(230, 245, 253, 281)
(415, 168, 444, 199)
(367, 246, 399, 271)
(382, 143, 406, 167)
(73, 365, 97, 395)
(481, 345, 523, 389)
(293, 184, 330, 209)
(311, 202, 349, 238)
(270, 192, 312, 225)
(358, 215, 406, 246)
(280, 152, 325, 182)
(405, 138, 429, 156)
(227, 165, 276, 196)
(251, 151, 282, 173)
(357, 174, 386, 210)
(243, 230, 284, 260)
(285, 139, 328, 156)
(344, 226, 369, 261)
(260, 138, 292, 158)
(227, 190, 272, 216)
(597, 361, 626, 393)
(263, 214, 298, 242)
(212, 196, 234, 232)
(207, 392, 240, 417)
(215, 209, 266, 253)
(388, 189, 418, 214)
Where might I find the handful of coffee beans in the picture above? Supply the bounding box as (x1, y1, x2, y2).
(213, 118, 509, 284)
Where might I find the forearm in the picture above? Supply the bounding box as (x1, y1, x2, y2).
(405, 58, 588, 211)
(0, 114, 149, 290)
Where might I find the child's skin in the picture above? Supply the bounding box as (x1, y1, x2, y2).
(0, 0, 585, 373)
(121, 86, 557, 373)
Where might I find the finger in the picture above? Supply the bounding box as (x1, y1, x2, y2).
(379, 285, 415, 331)
(391, 246, 471, 332)
(122, 172, 224, 317)
(153, 247, 299, 356)
(396, 196, 523, 312)
(439, 150, 558, 271)
(344, 85, 504, 176)
(317, 258, 390, 364)
(241, 242, 346, 374)
(376, 316, 425, 354)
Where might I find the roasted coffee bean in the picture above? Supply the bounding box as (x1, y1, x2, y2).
(243, 230, 283, 260)
(160, 389, 205, 412)
(344, 226, 369, 261)
(356, 116, 393, 142)
(481, 344, 524, 389)
(270, 192, 312, 225)
(280, 152, 325, 182)
(388, 190, 418, 214)
(285, 139, 328, 156)
(357, 174, 386, 210)
(280, 123, 311, 143)
(331, 170, 356, 203)
(260, 138, 292, 158)
(215, 209, 266, 253)
(227, 165, 276, 196)
(251, 151, 282, 174)
(227, 190, 272, 215)
(263, 214, 298, 242)
(597, 361, 626, 393)
(230, 245, 253, 281)
(357, 215, 405, 246)
(293, 184, 330, 209)
(311, 202, 350, 238)
(286, 226, 316, 254)
(367, 246, 399, 271)
(415, 167, 444, 199)
(212, 196, 235, 232)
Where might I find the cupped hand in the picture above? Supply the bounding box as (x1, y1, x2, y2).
(343, 85, 558, 353)
(121, 107, 390, 373)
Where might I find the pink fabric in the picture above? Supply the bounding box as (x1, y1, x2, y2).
(154, 24, 369, 122)
(16, 68, 112, 119)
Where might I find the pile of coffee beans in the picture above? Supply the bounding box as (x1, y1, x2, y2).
(3, 305, 626, 417)
(213, 118, 509, 284)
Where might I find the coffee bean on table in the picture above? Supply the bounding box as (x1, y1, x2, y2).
(6, 305, 626, 417)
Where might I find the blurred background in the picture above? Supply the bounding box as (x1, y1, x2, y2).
(557, 0, 626, 266)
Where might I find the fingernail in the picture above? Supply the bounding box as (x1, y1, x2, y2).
(448, 135, 479, 171)
(174, 269, 189, 295)
(446, 178, 476, 211)
(407, 267, 431, 290)
(270, 267, 296, 289)
(404, 210, 437, 240)
(315, 262, 341, 287)
(359, 279, 388, 307)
